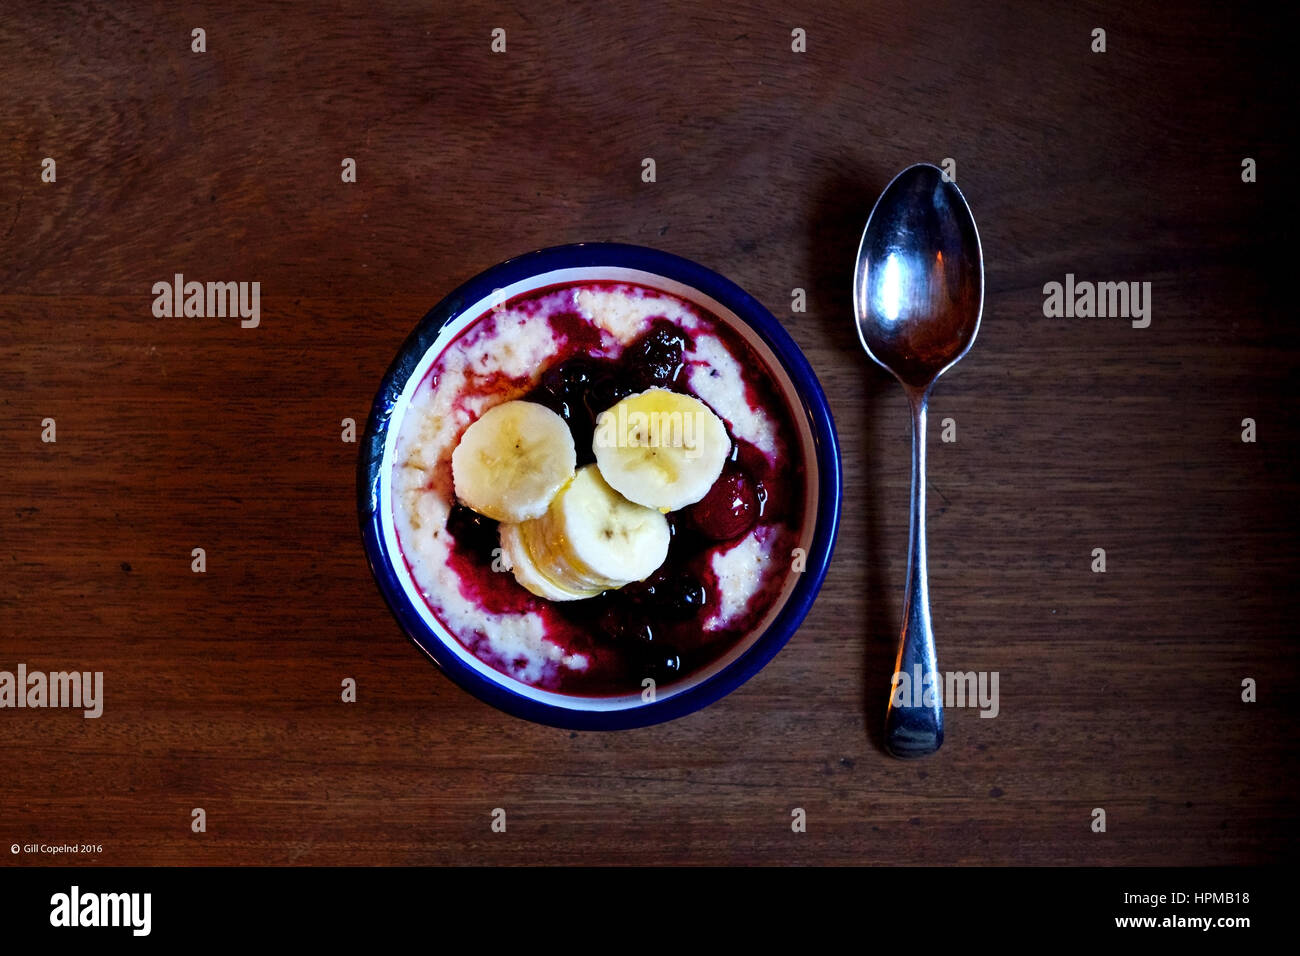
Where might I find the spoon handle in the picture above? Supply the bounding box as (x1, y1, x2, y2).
(884, 389, 944, 757)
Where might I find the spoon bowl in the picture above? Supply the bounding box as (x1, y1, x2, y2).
(854, 163, 984, 757)
(855, 164, 983, 387)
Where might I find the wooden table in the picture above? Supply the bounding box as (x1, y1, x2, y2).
(1, 0, 1293, 866)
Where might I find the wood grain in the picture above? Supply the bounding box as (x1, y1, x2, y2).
(1, 0, 1295, 865)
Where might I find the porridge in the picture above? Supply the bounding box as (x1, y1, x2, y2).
(391, 281, 805, 695)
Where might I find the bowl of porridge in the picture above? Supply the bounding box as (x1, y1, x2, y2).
(358, 243, 840, 729)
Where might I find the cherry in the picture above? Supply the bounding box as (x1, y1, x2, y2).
(529, 357, 594, 421)
(583, 371, 637, 422)
(625, 319, 690, 387)
(446, 504, 499, 559)
(541, 357, 598, 399)
(525, 357, 609, 464)
(685, 465, 759, 541)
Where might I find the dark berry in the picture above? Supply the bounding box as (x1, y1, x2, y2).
(658, 572, 708, 619)
(523, 381, 566, 419)
(445, 504, 499, 559)
(598, 606, 654, 644)
(625, 319, 689, 387)
(618, 578, 656, 604)
(531, 357, 597, 421)
(525, 387, 570, 423)
(665, 574, 707, 621)
(541, 357, 598, 397)
(559, 588, 610, 623)
(685, 465, 759, 541)
(584, 371, 637, 421)
(649, 646, 682, 681)
(628, 639, 682, 683)
(528, 357, 611, 464)
(617, 570, 707, 620)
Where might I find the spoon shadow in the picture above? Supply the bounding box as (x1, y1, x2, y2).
(807, 168, 898, 755)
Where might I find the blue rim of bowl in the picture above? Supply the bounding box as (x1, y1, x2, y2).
(358, 242, 842, 730)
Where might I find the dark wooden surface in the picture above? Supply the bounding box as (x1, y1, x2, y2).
(2, 1, 1295, 866)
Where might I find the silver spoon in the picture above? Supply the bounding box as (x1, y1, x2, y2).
(853, 163, 984, 758)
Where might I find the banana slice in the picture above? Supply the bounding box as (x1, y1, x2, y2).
(521, 516, 621, 592)
(501, 465, 670, 599)
(547, 464, 671, 585)
(452, 400, 576, 522)
(498, 522, 602, 602)
(592, 388, 730, 511)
